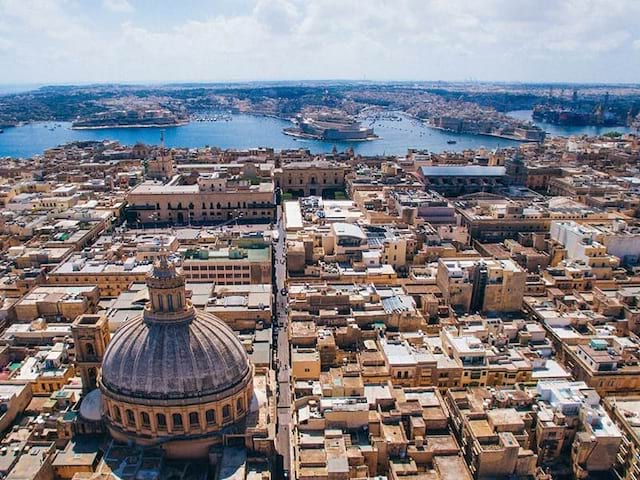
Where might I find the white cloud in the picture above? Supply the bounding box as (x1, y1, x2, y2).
(103, 0, 134, 13)
(0, 0, 639, 83)
(0, 36, 12, 51)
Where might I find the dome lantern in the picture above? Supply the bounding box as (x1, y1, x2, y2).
(144, 255, 192, 323)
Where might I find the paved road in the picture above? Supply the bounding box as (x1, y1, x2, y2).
(274, 206, 293, 477)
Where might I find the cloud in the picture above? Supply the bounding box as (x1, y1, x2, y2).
(103, 0, 134, 13)
(1, 0, 639, 83)
(0, 36, 12, 51)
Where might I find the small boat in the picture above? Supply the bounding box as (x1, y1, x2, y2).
(447, 139, 457, 144)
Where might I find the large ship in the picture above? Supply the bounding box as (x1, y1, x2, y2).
(284, 113, 377, 141)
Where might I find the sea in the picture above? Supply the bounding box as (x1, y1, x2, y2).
(0, 110, 633, 159)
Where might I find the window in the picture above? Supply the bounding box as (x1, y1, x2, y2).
(172, 413, 183, 430)
(113, 406, 121, 422)
(236, 398, 244, 413)
(167, 294, 174, 311)
(222, 405, 231, 419)
(141, 412, 150, 428)
(126, 409, 136, 427)
(189, 412, 200, 428)
(85, 342, 95, 356)
(156, 413, 167, 430)
(206, 409, 216, 425)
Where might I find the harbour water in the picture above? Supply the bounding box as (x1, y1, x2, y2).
(507, 110, 634, 137)
(0, 114, 519, 158)
(1, 111, 634, 159)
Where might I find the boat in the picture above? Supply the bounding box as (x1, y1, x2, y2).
(447, 139, 457, 144)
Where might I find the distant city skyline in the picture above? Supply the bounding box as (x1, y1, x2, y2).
(1, 0, 639, 84)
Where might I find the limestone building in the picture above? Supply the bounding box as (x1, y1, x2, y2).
(126, 173, 275, 225)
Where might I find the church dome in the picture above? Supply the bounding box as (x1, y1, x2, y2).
(100, 256, 251, 404)
(100, 310, 251, 402)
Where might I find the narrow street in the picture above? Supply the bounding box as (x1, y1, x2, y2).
(274, 205, 293, 477)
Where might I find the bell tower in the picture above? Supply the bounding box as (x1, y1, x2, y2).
(72, 314, 110, 393)
(146, 130, 175, 180)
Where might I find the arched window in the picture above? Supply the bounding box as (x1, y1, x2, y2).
(236, 398, 244, 413)
(172, 413, 183, 430)
(113, 406, 121, 422)
(157, 295, 164, 311)
(205, 409, 216, 425)
(156, 413, 167, 430)
(177, 293, 183, 308)
(167, 294, 174, 312)
(189, 412, 200, 428)
(141, 412, 150, 428)
(222, 405, 231, 419)
(85, 342, 95, 356)
(126, 409, 136, 427)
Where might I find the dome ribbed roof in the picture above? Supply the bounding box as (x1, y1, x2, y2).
(100, 310, 251, 401)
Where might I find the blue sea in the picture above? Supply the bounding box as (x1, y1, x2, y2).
(507, 110, 633, 137)
(0, 114, 520, 158)
(1, 110, 632, 159)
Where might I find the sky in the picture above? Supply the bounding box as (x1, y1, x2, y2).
(0, 0, 639, 85)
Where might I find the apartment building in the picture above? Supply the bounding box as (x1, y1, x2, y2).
(180, 245, 271, 285)
(47, 254, 153, 297)
(436, 258, 527, 313)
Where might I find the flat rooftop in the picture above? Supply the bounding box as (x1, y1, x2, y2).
(420, 165, 506, 177)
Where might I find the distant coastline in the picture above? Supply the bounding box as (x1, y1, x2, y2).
(427, 123, 542, 143)
(71, 120, 189, 130)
